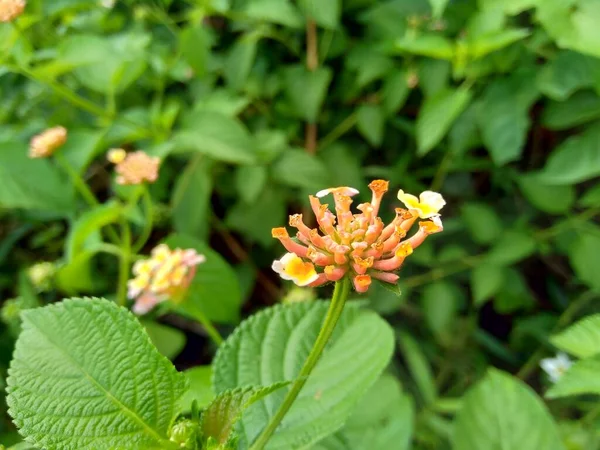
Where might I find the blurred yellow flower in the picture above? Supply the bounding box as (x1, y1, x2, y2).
(111, 150, 160, 185)
(0, 0, 25, 22)
(29, 126, 67, 158)
(128, 244, 206, 314)
(397, 190, 446, 219)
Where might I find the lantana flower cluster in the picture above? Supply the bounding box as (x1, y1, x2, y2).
(0, 0, 25, 22)
(272, 181, 445, 292)
(128, 244, 205, 314)
(107, 148, 160, 185)
(29, 126, 67, 158)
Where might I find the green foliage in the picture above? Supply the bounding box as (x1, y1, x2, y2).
(6, 298, 187, 450)
(551, 314, 600, 358)
(213, 302, 394, 449)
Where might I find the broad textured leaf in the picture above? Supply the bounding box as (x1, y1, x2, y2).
(6, 298, 187, 450)
(551, 314, 600, 358)
(272, 149, 331, 190)
(165, 234, 242, 324)
(416, 86, 472, 155)
(201, 383, 288, 445)
(171, 157, 213, 241)
(0, 141, 74, 215)
(244, 0, 304, 28)
(452, 369, 565, 450)
(538, 51, 600, 101)
(539, 125, 600, 184)
(298, 0, 341, 28)
(212, 302, 395, 449)
(174, 111, 257, 164)
(313, 374, 414, 450)
(179, 366, 214, 413)
(542, 91, 600, 130)
(65, 202, 122, 260)
(283, 65, 332, 122)
(517, 174, 575, 214)
(356, 104, 385, 147)
(569, 233, 600, 292)
(546, 357, 600, 399)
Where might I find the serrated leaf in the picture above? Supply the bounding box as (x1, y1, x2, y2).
(313, 374, 414, 450)
(201, 383, 288, 445)
(6, 298, 187, 450)
(551, 314, 600, 358)
(452, 369, 565, 450)
(538, 124, 600, 185)
(174, 111, 257, 164)
(356, 104, 385, 147)
(471, 264, 505, 307)
(212, 302, 394, 449)
(416, 86, 472, 155)
(283, 65, 332, 122)
(546, 357, 600, 399)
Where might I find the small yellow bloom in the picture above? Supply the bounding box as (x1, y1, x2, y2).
(29, 126, 67, 158)
(397, 190, 446, 219)
(0, 0, 25, 22)
(107, 148, 127, 164)
(272, 253, 319, 287)
(111, 150, 160, 185)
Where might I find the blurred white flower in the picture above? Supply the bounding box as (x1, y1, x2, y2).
(100, 0, 115, 8)
(540, 352, 573, 383)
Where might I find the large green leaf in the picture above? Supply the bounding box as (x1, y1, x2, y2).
(212, 302, 395, 449)
(6, 298, 187, 450)
(416, 86, 472, 155)
(537, 51, 600, 101)
(164, 234, 242, 324)
(272, 149, 331, 190)
(312, 374, 414, 450)
(0, 141, 74, 215)
(179, 24, 210, 76)
(174, 111, 257, 164)
(539, 124, 600, 184)
(546, 357, 600, 399)
(542, 91, 600, 130)
(452, 369, 565, 450)
(517, 174, 575, 214)
(551, 314, 600, 358)
(283, 65, 333, 122)
(224, 34, 260, 91)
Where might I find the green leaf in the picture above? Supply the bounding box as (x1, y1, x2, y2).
(467, 29, 529, 59)
(580, 184, 600, 207)
(416, 86, 472, 155)
(461, 202, 503, 244)
(418, 59, 451, 98)
(394, 34, 454, 60)
(143, 320, 186, 360)
(180, 25, 210, 76)
(212, 302, 394, 449)
(471, 264, 506, 307)
(179, 366, 214, 413)
(171, 157, 213, 241)
(569, 233, 600, 292)
(397, 332, 437, 405)
(421, 281, 459, 341)
(174, 111, 257, 164)
(477, 75, 538, 165)
(165, 234, 242, 324)
(283, 65, 333, 122)
(452, 369, 565, 450)
(542, 91, 600, 130)
(224, 34, 259, 90)
(494, 268, 535, 314)
(0, 141, 74, 215)
(546, 357, 600, 399)
(381, 70, 410, 115)
(60, 129, 103, 174)
(6, 298, 187, 450)
(538, 51, 600, 101)
(55, 249, 99, 294)
(244, 0, 304, 28)
(313, 374, 414, 450)
(272, 149, 331, 190)
(236, 165, 268, 204)
(356, 104, 385, 147)
(201, 383, 288, 446)
(65, 202, 122, 260)
(539, 125, 600, 185)
(517, 174, 575, 214)
(428, 0, 449, 19)
(320, 143, 364, 190)
(551, 314, 600, 358)
(486, 230, 537, 266)
(298, 0, 341, 28)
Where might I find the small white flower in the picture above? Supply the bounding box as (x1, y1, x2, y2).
(540, 352, 573, 383)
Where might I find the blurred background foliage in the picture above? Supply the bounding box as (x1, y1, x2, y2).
(1, 0, 600, 448)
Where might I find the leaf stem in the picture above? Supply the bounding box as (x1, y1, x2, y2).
(249, 277, 351, 450)
(183, 306, 224, 347)
(117, 219, 132, 307)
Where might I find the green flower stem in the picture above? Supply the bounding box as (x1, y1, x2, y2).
(249, 277, 352, 450)
(116, 219, 132, 307)
(184, 305, 224, 347)
(132, 187, 154, 254)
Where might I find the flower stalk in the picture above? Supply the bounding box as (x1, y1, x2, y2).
(249, 276, 351, 450)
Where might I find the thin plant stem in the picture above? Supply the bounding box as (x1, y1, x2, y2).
(132, 187, 154, 254)
(185, 306, 224, 347)
(249, 277, 352, 450)
(117, 219, 132, 307)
